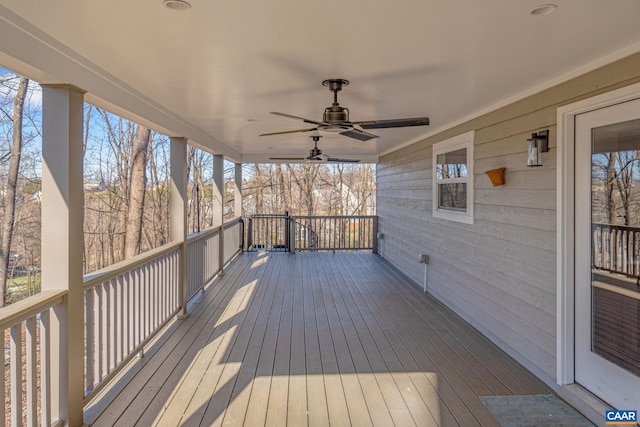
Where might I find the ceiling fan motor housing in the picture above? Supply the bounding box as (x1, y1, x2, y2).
(323, 105, 349, 124)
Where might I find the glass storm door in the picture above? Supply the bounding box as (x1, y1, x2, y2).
(575, 98, 640, 410)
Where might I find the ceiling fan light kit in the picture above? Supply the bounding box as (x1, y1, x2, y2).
(260, 78, 430, 142)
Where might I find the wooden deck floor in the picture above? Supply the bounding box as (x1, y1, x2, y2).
(85, 252, 551, 427)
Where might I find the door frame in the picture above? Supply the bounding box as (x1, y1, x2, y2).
(557, 81, 640, 386)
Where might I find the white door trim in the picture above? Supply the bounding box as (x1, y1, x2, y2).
(556, 81, 640, 385)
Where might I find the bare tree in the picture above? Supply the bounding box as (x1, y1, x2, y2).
(0, 76, 28, 307)
(144, 135, 170, 249)
(287, 164, 321, 216)
(607, 154, 617, 224)
(81, 105, 177, 273)
(124, 125, 151, 258)
(613, 151, 639, 225)
(187, 146, 214, 233)
(242, 163, 376, 217)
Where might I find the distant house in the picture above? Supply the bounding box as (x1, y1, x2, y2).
(83, 180, 105, 192)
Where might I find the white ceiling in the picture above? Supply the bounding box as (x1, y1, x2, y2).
(1, 0, 640, 163)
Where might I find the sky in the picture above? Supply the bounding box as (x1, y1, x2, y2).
(0, 67, 234, 185)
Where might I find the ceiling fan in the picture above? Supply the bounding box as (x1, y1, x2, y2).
(260, 78, 430, 141)
(269, 135, 360, 163)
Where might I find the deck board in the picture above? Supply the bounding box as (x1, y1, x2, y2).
(286, 253, 308, 427)
(319, 255, 394, 427)
(344, 255, 496, 426)
(381, 258, 549, 396)
(333, 254, 477, 427)
(87, 252, 552, 427)
(303, 255, 331, 427)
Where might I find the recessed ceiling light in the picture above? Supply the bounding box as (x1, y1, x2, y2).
(529, 4, 558, 16)
(163, 0, 191, 11)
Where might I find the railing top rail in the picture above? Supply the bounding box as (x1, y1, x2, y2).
(297, 247, 371, 251)
(86, 216, 244, 289)
(593, 223, 640, 231)
(248, 214, 376, 219)
(224, 216, 242, 227)
(0, 289, 67, 331)
(291, 215, 376, 220)
(187, 225, 221, 244)
(187, 217, 242, 243)
(83, 240, 182, 290)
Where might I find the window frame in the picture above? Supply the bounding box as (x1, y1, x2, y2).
(432, 130, 475, 224)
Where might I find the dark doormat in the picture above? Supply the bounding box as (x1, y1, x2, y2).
(479, 394, 595, 426)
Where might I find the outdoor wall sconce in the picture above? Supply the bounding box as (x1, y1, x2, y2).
(527, 130, 549, 167)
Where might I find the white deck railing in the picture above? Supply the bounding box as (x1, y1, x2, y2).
(83, 217, 242, 401)
(187, 228, 221, 300)
(0, 290, 67, 427)
(186, 217, 242, 301)
(223, 217, 242, 261)
(1, 218, 243, 423)
(592, 222, 640, 278)
(83, 242, 182, 400)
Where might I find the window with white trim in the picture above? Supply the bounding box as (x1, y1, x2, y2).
(432, 131, 474, 224)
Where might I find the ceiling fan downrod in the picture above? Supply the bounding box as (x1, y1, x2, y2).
(322, 79, 350, 124)
(310, 135, 322, 157)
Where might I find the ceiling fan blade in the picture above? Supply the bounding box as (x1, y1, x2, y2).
(354, 117, 430, 129)
(339, 129, 379, 141)
(327, 158, 361, 163)
(305, 157, 325, 164)
(260, 127, 317, 136)
(269, 157, 307, 161)
(270, 112, 328, 126)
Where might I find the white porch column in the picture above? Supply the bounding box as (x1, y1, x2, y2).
(213, 155, 225, 272)
(41, 84, 85, 426)
(170, 137, 189, 318)
(233, 163, 242, 218)
(212, 155, 224, 228)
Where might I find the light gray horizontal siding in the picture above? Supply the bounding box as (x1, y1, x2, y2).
(377, 51, 640, 380)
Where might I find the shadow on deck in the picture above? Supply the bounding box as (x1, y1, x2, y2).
(84, 252, 556, 427)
